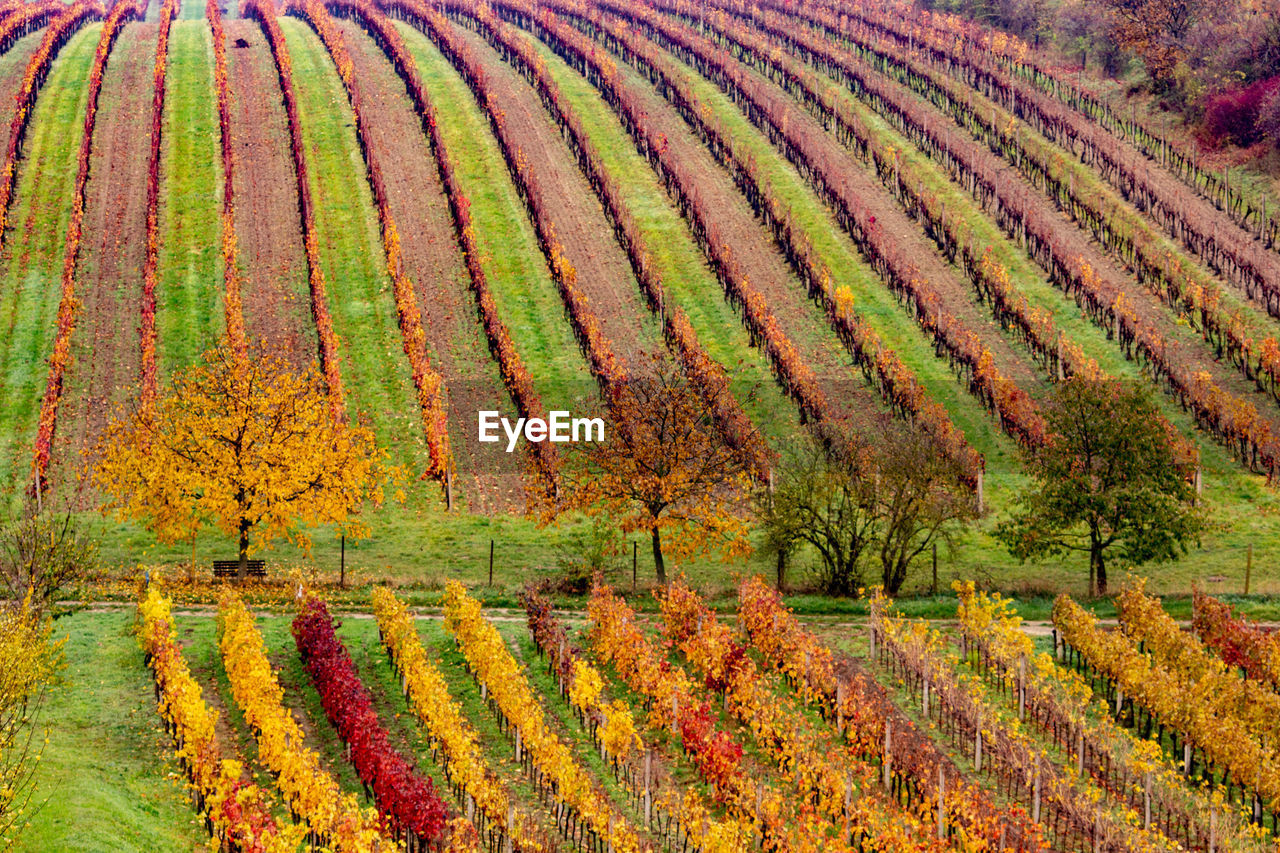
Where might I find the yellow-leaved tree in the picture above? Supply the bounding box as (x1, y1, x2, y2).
(93, 338, 399, 578)
(550, 353, 753, 585)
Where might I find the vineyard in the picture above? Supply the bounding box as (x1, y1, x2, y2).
(0, 0, 1274, 580)
(0, 575, 1251, 850)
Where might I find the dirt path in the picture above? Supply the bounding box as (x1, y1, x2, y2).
(336, 22, 523, 511)
(448, 22, 661, 372)
(225, 19, 315, 370)
(50, 23, 158, 494)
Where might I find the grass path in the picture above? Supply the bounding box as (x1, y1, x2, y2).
(15, 611, 206, 852)
(156, 21, 222, 375)
(280, 17, 428, 478)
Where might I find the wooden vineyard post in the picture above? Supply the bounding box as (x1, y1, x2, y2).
(1032, 761, 1042, 824)
(643, 750, 652, 830)
(1184, 742, 1193, 776)
(671, 693, 679, 734)
(1245, 543, 1253, 595)
(936, 765, 946, 841)
(973, 718, 983, 773)
(1017, 656, 1026, 721)
(1077, 726, 1085, 776)
(633, 541, 637, 592)
(869, 622, 876, 661)
(446, 468, 453, 511)
(922, 678, 930, 719)
(836, 681, 844, 735)
(1143, 772, 1151, 830)
(505, 806, 514, 853)
(488, 539, 494, 587)
(883, 721, 893, 790)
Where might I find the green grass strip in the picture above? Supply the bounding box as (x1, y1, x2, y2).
(157, 21, 222, 375)
(15, 611, 208, 852)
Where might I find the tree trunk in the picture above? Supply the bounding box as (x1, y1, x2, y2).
(651, 526, 666, 586)
(1094, 547, 1108, 596)
(238, 518, 250, 580)
(776, 548, 787, 593)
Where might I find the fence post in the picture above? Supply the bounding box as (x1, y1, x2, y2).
(883, 721, 892, 789)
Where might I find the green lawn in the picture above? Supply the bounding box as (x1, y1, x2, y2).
(156, 21, 223, 375)
(0, 27, 98, 508)
(14, 611, 207, 852)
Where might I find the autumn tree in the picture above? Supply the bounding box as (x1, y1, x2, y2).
(758, 438, 879, 596)
(94, 338, 399, 578)
(551, 354, 753, 585)
(0, 599, 63, 851)
(874, 428, 980, 595)
(996, 378, 1204, 595)
(1092, 0, 1204, 84)
(759, 427, 976, 595)
(0, 510, 97, 613)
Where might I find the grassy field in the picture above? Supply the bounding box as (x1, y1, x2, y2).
(14, 611, 207, 852)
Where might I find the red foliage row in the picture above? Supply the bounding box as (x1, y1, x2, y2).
(242, 0, 347, 418)
(387, 1, 632, 409)
(823, 0, 1280, 249)
(440, 2, 772, 479)
(0, 0, 66, 54)
(31, 0, 146, 492)
(328, 0, 560, 492)
(287, 0, 454, 481)
(205, 0, 248, 360)
(140, 0, 180, 410)
(291, 597, 451, 842)
(653, 1, 1198, 470)
(511, 1, 1007, 483)
(749, 0, 1280, 408)
(0, 0, 103, 255)
(1192, 590, 1280, 689)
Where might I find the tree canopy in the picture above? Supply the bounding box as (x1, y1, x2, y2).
(995, 378, 1205, 595)
(94, 338, 400, 576)
(548, 354, 754, 585)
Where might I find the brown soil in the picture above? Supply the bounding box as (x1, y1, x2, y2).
(224, 19, 316, 371)
(336, 21, 524, 512)
(449, 22, 662, 371)
(50, 23, 158, 495)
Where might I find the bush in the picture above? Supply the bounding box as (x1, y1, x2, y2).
(0, 511, 97, 613)
(1202, 76, 1280, 146)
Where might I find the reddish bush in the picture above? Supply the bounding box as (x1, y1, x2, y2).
(1202, 76, 1280, 147)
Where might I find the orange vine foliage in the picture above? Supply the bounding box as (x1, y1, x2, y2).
(137, 588, 307, 851)
(217, 593, 394, 851)
(30, 0, 147, 491)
